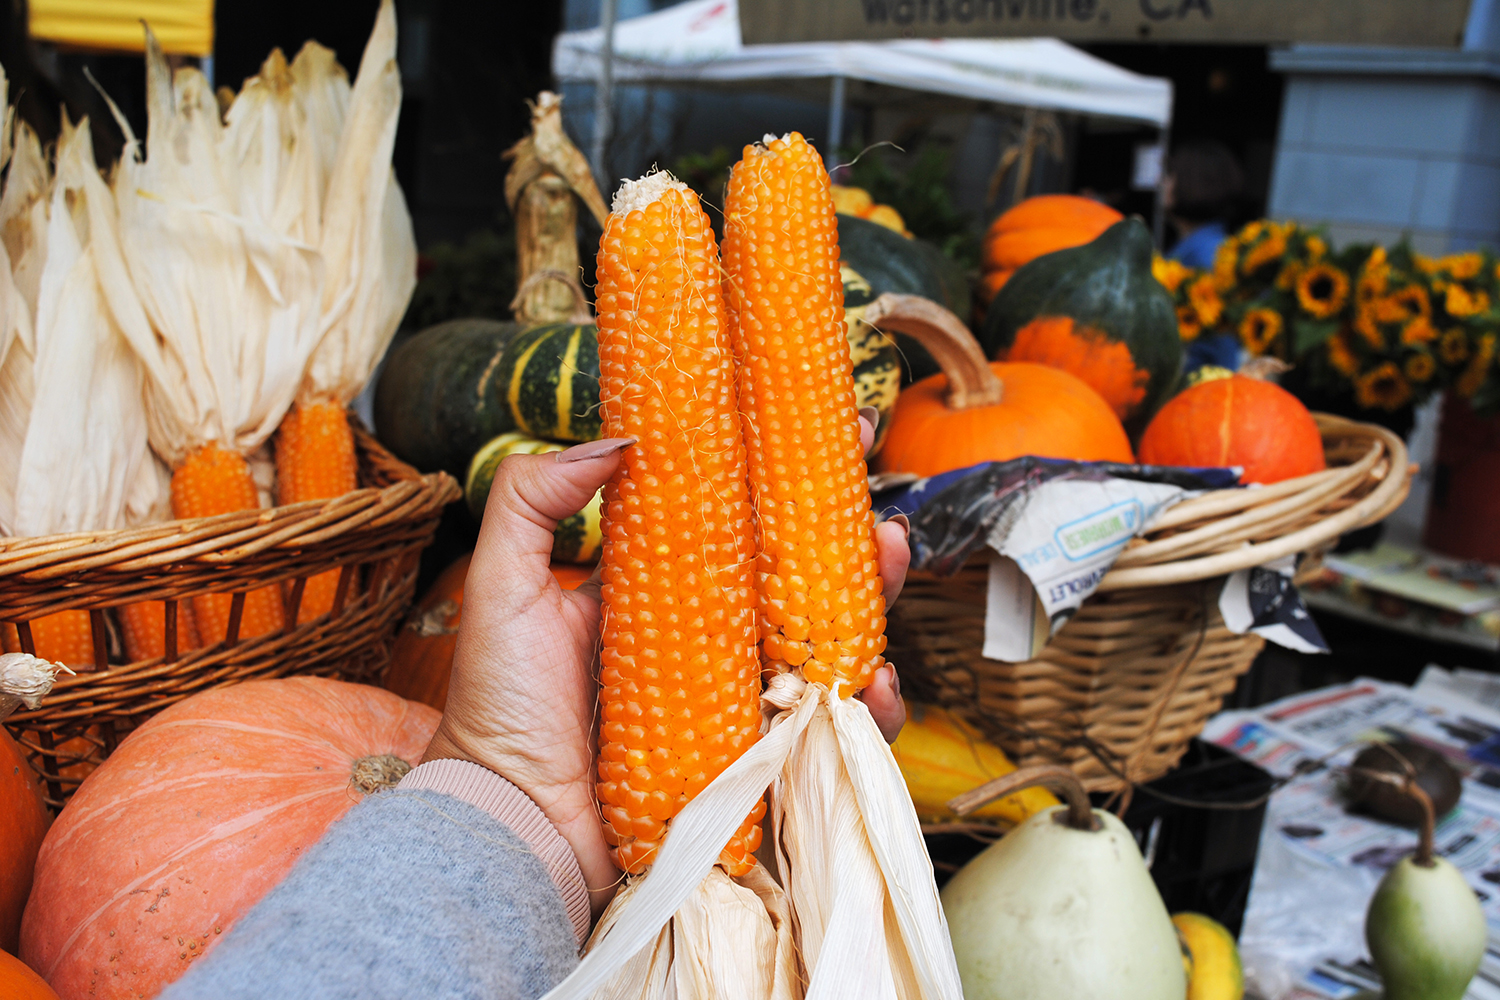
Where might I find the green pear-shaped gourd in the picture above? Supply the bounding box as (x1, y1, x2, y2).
(1364, 772, 1485, 1000)
(940, 765, 1186, 1000)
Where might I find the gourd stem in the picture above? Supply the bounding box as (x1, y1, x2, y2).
(1349, 764, 1437, 867)
(863, 293, 1006, 410)
(947, 763, 1099, 832)
(510, 269, 595, 325)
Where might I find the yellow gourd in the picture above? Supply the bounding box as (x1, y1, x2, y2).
(1173, 912, 1245, 1000)
(892, 701, 1058, 824)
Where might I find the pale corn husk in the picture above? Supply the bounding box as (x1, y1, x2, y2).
(0, 651, 70, 719)
(96, 28, 325, 467)
(300, 0, 415, 408)
(8, 119, 165, 536)
(541, 677, 964, 1000)
(585, 864, 799, 1000)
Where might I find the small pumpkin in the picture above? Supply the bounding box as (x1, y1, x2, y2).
(0, 950, 59, 1000)
(384, 554, 471, 711)
(869, 295, 1133, 478)
(466, 433, 604, 561)
(1137, 374, 1325, 484)
(1, 726, 49, 954)
(20, 678, 439, 1000)
(981, 218, 1183, 438)
(980, 194, 1123, 301)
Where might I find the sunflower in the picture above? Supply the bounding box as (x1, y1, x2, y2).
(1441, 252, 1483, 280)
(1327, 333, 1360, 376)
(1237, 308, 1283, 355)
(1401, 316, 1437, 345)
(1389, 283, 1431, 319)
(1404, 353, 1436, 383)
(1304, 234, 1328, 261)
(1297, 263, 1350, 318)
(1414, 253, 1440, 274)
(1354, 362, 1413, 411)
(1212, 242, 1239, 291)
(1242, 232, 1287, 275)
(1176, 305, 1201, 342)
(1439, 327, 1471, 365)
(1152, 256, 1192, 294)
(1238, 220, 1266, 243)
(1275, 260, 1304, 291)
(1188, 275, 1224, 326)
(1446, 283, 1490, 318)
(1457, 333, 1497, 399)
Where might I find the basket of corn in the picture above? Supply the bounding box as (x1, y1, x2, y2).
(0, 4, 459, 808)
(863, 294, 1412, 793)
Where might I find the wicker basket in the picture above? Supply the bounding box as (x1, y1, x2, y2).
(889, 414, 1411, 792)
(1, 427, 459, 807)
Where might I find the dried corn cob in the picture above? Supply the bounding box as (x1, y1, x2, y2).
(119, 601, 202, 662)
(593, 173, 764, 876)
(721, 132, 886, 697)
(172, 444, 286, 642)
(2, 612, 94, 668)
(274, 400, 357, 621)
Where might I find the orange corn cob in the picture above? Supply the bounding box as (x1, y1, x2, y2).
(722, 133, 887, 697)
(2, 611, 96, 667)
(172, 443, 286, 643)
(119, 601, 203, 662)
(274, 400, 358, 622)
(594, 176, 764, 876)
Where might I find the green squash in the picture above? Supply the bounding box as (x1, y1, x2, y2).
(837, 214, 972, 384)
(492, 321, 602, 444)
(842, 265, 902, 454)
(980, 218, 1183, 438)
(466, 432, 603, 563)
(374, 318, 521, 476)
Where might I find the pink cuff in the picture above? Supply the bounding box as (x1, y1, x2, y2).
(398, 758, 591, 945)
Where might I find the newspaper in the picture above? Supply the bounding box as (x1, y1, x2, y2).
(1204, 679, 1500, 999)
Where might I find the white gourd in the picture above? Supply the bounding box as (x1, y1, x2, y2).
(940, 766, 1186, 1000)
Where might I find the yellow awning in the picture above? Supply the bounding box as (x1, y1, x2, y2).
(29, 0, 214, 57)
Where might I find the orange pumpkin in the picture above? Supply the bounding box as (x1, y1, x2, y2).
(0, 950, 59, 1000)
(384, 555, 593, 712)
(1, 727, 49, 954)
(980, 194, 1122, 293)
(867, 295, 1133, 477)
(1137, 374, 1326, 484)
(383, 554, 471, 711)
(20, 677, 439, 1000)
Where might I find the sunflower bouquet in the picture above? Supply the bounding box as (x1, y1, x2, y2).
(1159, 219, 1500, 414)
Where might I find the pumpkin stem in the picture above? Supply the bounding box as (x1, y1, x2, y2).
(349, 754, 413, 795)
(863, 293, 1005, 410)
(0, 652, 71, 720)
(947, 763, 1099, 832)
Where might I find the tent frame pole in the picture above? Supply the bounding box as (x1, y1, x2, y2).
(825, 75, 847, 176)
(591, 0, 619, 186)
(1153, 123, 1171, 251)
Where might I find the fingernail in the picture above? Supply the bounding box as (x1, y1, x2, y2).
(889, 512, 910, 539)
(858, 406, 880, 431)
(556, 437, 636, 463)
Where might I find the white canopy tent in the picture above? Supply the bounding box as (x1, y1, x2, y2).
(554, 0, 1174, 132)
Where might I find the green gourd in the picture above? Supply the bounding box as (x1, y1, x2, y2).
(980, 218, 1183, 438)
(465, 432, 602, 563)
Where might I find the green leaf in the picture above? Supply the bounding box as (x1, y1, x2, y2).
(1293, 319, 1340, 355)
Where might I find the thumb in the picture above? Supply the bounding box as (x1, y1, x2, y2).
(476, 437, 634, 565)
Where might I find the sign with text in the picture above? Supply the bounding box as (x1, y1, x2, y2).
(738, 0, 1473, 48)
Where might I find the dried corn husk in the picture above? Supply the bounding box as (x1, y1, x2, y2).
(542, 675, 963, 1000)
(95, 27, 324, 467)
(8, 118, 166, 536)
(300, 0, 415, 407)
(504, 91, 608, 325)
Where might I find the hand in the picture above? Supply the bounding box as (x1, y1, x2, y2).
(422, 413, 910, 915)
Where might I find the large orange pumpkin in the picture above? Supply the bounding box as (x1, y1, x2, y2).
(1137, 374, 1326, 484)
(980, 195, 1122, 302)
(2, 727, 49, 955)
(384, 555, 592, 712)
(867, 295, 1133, 477)
(0, 949, 59, 999)
(20, 677, 439, 1000)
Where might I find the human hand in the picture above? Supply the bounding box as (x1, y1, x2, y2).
(422, 412, 909, 914)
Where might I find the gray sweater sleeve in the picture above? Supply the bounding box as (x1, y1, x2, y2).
(159, 788, 580, 1000)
